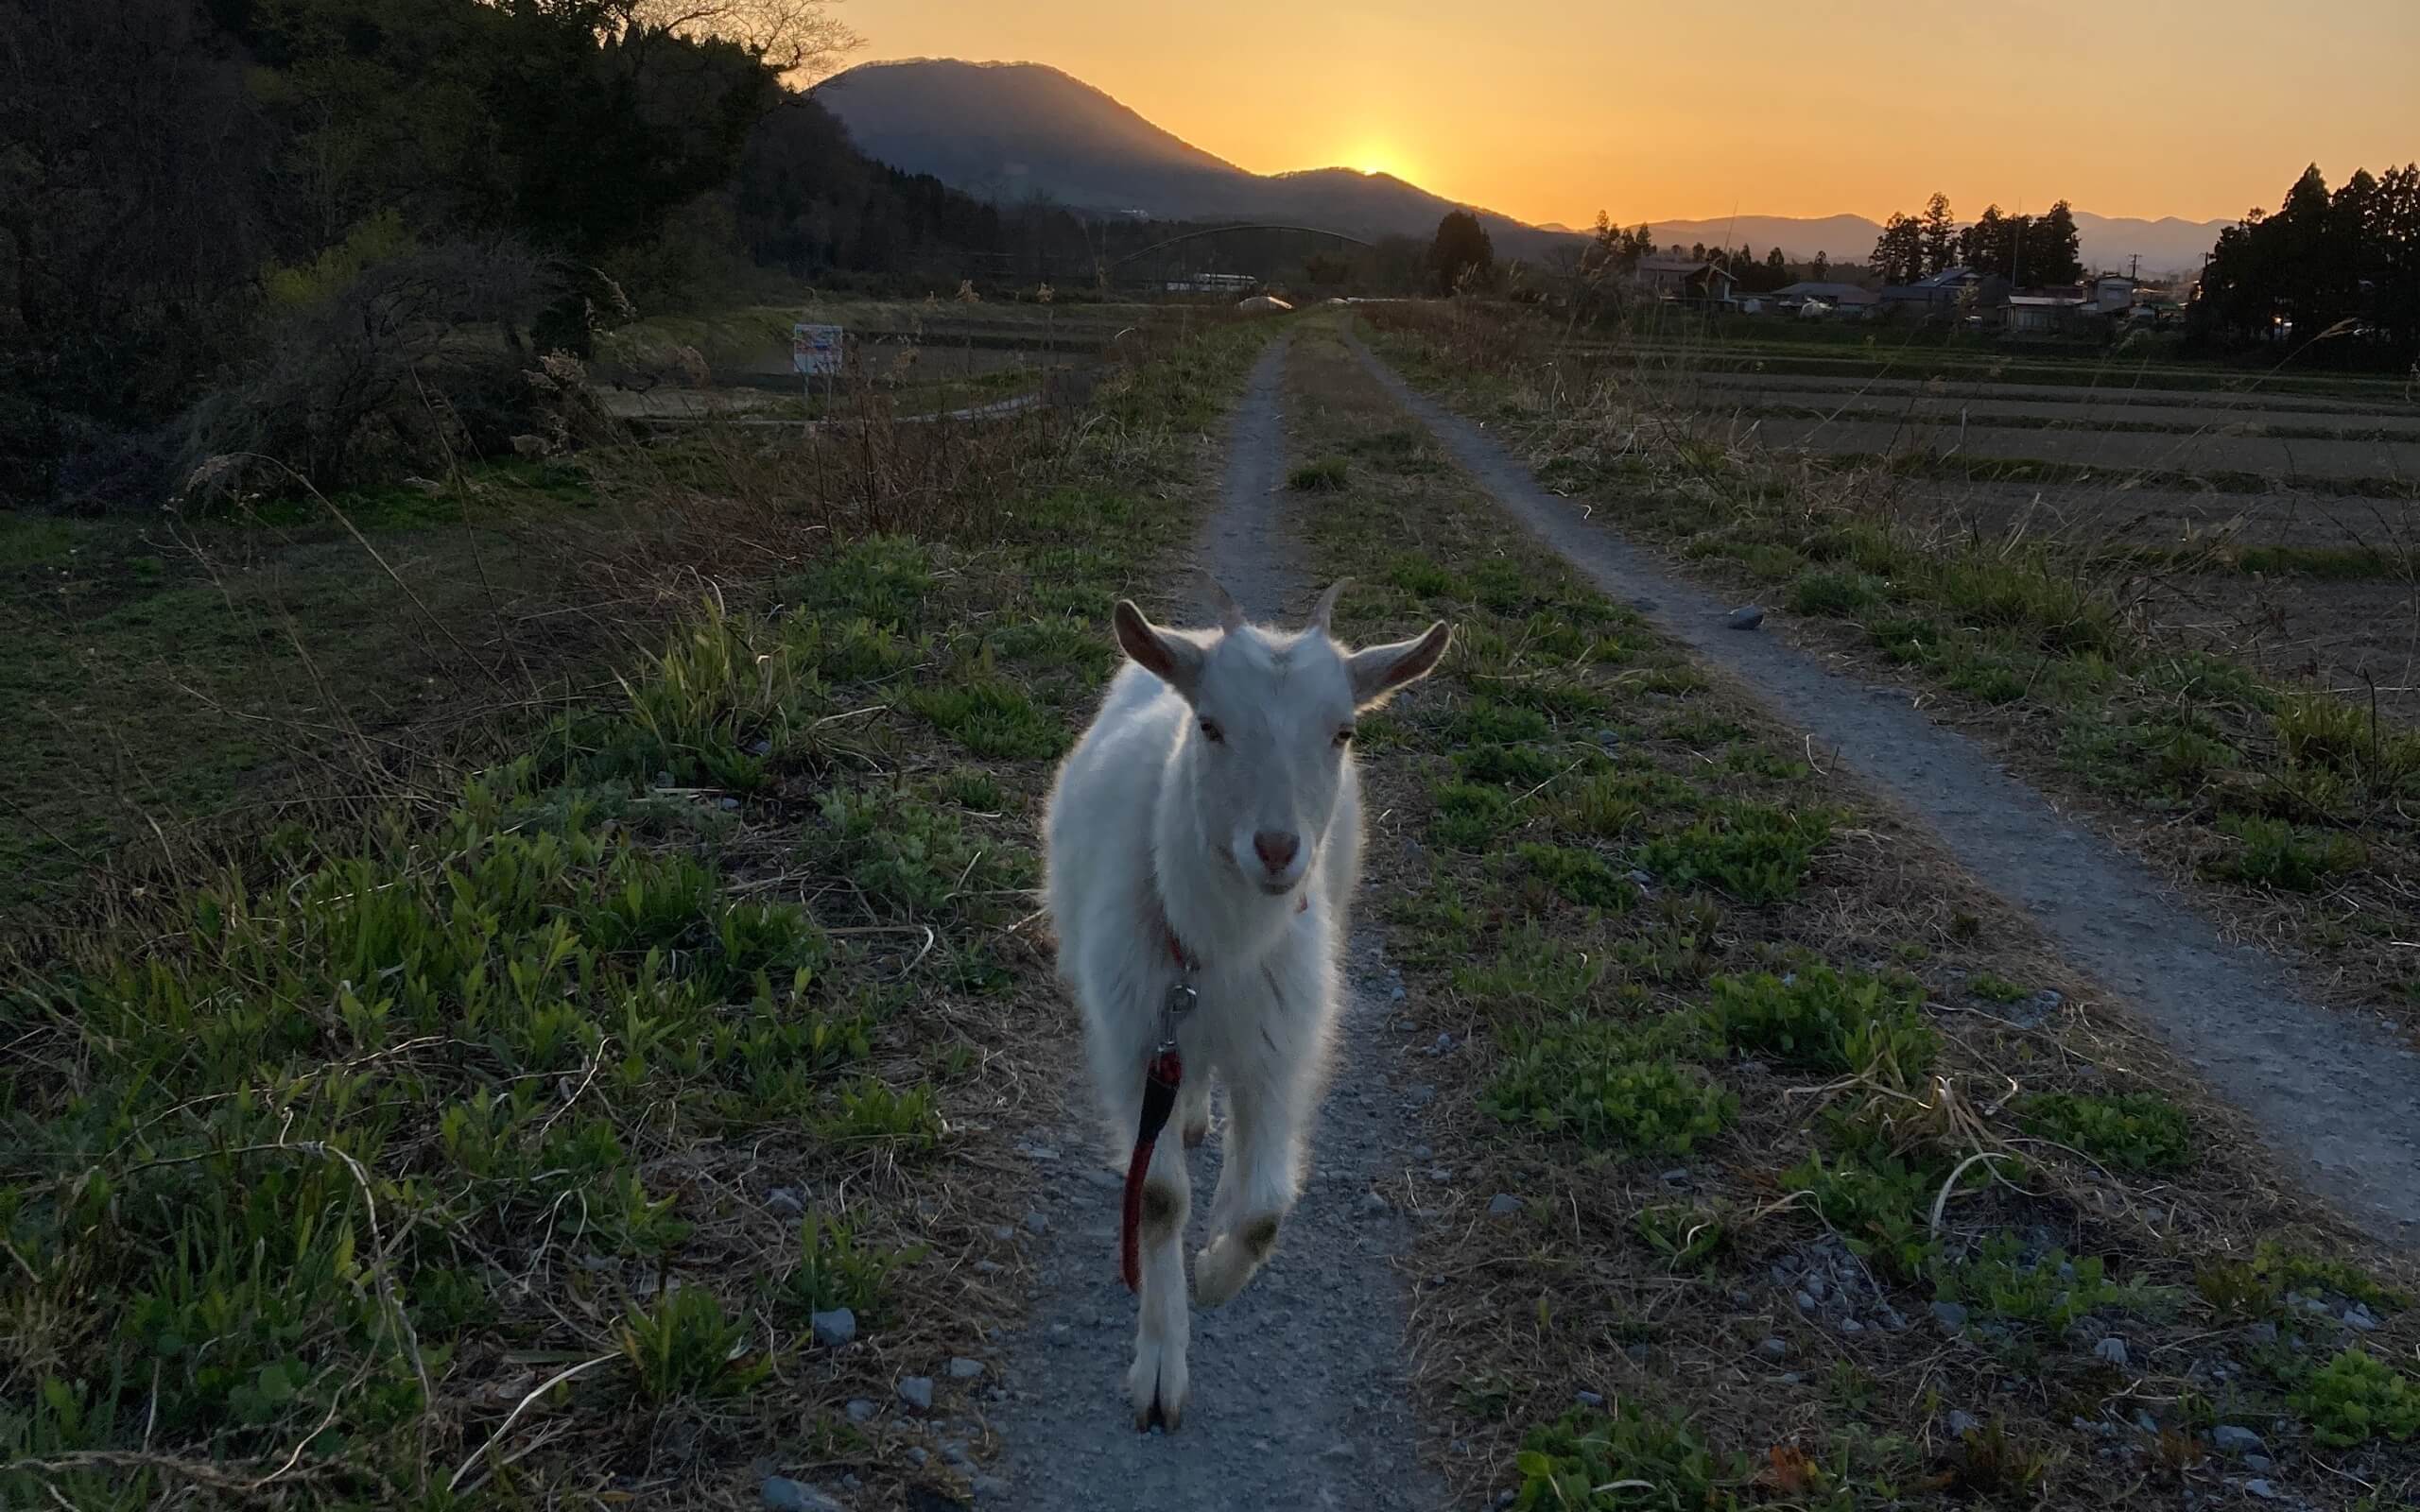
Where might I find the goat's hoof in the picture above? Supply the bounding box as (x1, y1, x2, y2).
(1182, 1116, 1210, 1149)
(1128, 1343, 1187, 1431)
(1193, 1214, 1281, 1307)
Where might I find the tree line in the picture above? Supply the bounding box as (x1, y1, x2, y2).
(2189, 163, 2420, 364)
(0, 0, 1131, 507)
(1869, 194, 2085, 287)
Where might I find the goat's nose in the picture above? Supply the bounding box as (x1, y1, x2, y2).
(1252, 831, 1301, 874)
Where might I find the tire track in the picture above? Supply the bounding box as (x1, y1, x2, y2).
(1350, 331, 2420, 1246)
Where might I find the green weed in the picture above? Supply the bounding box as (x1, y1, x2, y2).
(786, 1213, 922, 1319)
(1288, 455, 1351, 491)
(1709, 966, 1936, 1080)
(1635, 1202, 1729, 1271)
(818, 1077, 943, 1152)
(2020, 1091, 2192, 1173)
(792, 535, 934, 627)
(1514, 842, 1638, 911)
(1632, 801, 1831, 904)
(2208, 814, 2366, 892)
(1931, 1233, 2176, 1332)
(619, 1285, 769, 1401)
(1511, 1401, 1734, 1512)
(2290, 1349, 2420, 1447)
(1486, 1031, 1733, 1155)
(1436, 780, 1520, 849)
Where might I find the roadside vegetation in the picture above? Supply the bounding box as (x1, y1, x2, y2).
(1360, 300, 2420, 1032)
(1282, 320, 2420, 1510)
(0, 316, 1271, 1508)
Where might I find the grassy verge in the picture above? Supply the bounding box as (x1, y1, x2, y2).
(1363, 301, 2420, 1034)
(1281, 321, 2420, 1511)
(0, 316, 1276, 1508)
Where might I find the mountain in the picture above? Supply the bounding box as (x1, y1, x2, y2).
(1638, 213, 2227, 276)
(811, 59, 1574, 255)
(813, 59, 2232, 277)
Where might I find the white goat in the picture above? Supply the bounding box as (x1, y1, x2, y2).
(1043, 580, 1450, 1430)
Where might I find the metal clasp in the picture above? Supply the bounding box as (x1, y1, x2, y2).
(1156, 980, 1198, 1055)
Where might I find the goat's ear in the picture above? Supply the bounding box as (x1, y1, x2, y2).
(1307, 578, 1351, 633)
(1115, 599, 1205, 695)
(1207, 576, 1246, 632)
(1346, 621, 1451, 709)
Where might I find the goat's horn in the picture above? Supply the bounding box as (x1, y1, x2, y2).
(1207, 576, 1246, 631)
(1309, 578, 1352, 631)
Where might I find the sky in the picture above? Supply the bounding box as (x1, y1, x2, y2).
(843, 0, 2420, 227)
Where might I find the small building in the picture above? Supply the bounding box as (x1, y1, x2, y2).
(2004, 293, 2086, 335)
(1632, 258, 1738, 307)
(1879, 266, 1981, 315)
(2088, 274, 2137, 313)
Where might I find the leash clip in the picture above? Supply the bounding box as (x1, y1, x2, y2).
(1156, 980, 1197, 1055)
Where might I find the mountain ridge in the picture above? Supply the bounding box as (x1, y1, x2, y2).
(813, 59, 2229, 274)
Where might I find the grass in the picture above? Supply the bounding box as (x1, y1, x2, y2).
(1360, 298, 2420, 1034)
(0, 309, 1279, 1505)
(1282, 317, 2420, 1512)
(1288, 455, 1351, 491)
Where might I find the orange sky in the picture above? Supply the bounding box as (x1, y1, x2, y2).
(846, 0, 2420, 226)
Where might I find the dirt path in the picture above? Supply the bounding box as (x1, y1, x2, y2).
(984, 338, 1447, 1509)
(1350, 333, 2420, 1246)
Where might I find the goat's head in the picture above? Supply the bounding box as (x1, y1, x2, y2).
(1113, 580, 1450, 895)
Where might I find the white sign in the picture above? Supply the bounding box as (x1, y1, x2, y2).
(792, 322, 843, 376)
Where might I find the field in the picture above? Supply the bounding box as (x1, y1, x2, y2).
(591, 298, 1251, 425)
(10, 298, 2420, 1511)
(1370, 302, 2420, 1023)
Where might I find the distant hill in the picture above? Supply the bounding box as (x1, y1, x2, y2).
(1639, 213, 2226, 277)
(811, 59, 1574, 256)
(814, 59, 2230, 278)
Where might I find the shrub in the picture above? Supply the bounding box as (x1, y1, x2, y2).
(181, 240, 577, 499)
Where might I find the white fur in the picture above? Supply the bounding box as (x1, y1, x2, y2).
(1042, 583, 1448, 1430)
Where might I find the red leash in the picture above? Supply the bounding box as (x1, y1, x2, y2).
(1117, 894, 1305, 1290)
(1120, 919, 1196, 1292)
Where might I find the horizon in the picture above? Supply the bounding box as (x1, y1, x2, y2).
(840, 2, 2420, 230)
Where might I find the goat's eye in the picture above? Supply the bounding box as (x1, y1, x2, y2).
(1335, 726, 1356, 747)
(1199, 719, 1224, 745)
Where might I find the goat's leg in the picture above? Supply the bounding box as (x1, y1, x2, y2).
(1175, 1071, 1213, 1149)
(1192, 1068, 1305, 1307)
(1128, 1128, 1192, 1429)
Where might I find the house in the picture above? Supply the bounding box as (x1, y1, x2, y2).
(1632, 258, 1738, 307)
(1879, 266, 1981, 315)
(1772, 281, 1880, 318)
(2088, 274, 2137, 313)
(2004, 293, 2086, 335)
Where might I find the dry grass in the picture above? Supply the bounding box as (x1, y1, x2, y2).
(1280, 322, 2420, 1510)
